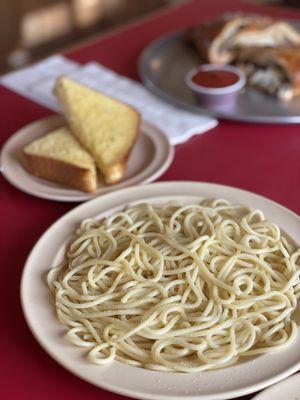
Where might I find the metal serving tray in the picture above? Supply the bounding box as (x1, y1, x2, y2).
(139, 28, 300, 124)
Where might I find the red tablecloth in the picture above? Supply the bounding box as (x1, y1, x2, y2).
(1, 0, 300, 399)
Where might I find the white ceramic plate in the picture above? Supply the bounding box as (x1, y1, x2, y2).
(21, 182, 300, 400)
(252, 373, 300, 400)
(0, 115, 173, 202)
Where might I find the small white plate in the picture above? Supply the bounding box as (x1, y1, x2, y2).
(0, 115, 173, 202)
(252, 373, 300, 400)
(21, 181, 300, 400)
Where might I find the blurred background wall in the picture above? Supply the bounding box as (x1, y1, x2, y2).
(0, 0, 179, 74)
(0, 0, 298, 75)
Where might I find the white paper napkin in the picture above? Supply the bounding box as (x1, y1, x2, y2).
(1, 56, 81, 110)
(1, 56, 218, 144)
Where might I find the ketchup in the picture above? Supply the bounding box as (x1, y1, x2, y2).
(192, 70, 239, 88)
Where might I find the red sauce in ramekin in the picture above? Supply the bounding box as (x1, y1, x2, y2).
(192, 70, 239, 88)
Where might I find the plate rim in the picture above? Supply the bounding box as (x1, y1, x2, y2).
(20, 181, 300, 400)
(138, 30, 300, 124)
(251, 372, 300, 400)
(0, 115, 174, 202)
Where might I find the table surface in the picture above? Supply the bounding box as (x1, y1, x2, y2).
(1, 0, 300, 399)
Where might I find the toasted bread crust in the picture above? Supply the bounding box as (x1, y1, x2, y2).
(105, 112, 140, 184)
(187, 14, 266, 63)
(21, 151, 97, 192)
(54, 77, 140, 184)
(187, 14, 300, 64)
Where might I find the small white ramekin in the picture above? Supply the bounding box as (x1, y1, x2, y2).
(185, 64, 246, 107)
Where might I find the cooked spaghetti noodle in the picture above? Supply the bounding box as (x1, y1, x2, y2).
(47, 199, 300, 372)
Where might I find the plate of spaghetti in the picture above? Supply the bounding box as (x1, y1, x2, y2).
(21, 181, 300, 400)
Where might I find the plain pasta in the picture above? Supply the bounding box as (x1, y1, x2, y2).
(47, 199, 300, 372)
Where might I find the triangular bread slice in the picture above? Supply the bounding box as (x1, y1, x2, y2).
(54, 77, 140, 184)
(22, 127, 97, 192)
